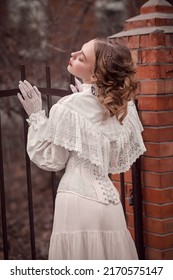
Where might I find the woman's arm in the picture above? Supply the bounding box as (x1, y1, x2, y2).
(27, 112, 69, 171)
(18, 80, 70, 172)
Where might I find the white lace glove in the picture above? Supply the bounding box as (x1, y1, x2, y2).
(17, 80, 42, 117)
(70, 77, 83, 93)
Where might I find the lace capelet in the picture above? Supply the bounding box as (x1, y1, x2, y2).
(28, 89, 146, 175)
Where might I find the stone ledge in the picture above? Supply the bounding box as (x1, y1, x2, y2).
(109, 26, 173, 37)
(126, 12, 173, 22)
(142, 0, 172, 7)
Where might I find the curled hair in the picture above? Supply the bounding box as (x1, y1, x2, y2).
(94, 38, 137, 124)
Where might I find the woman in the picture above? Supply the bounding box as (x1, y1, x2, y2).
(17, 37, 146, 259)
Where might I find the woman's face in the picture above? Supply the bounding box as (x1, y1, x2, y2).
(67, 39, 97, 84)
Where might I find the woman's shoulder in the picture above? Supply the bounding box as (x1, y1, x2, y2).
(100, 100, 143, 139)
(54, 90, 105, 124)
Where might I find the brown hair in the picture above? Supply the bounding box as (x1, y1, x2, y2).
(94, 38, 137, 124)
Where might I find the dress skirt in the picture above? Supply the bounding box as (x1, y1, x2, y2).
(48, 192, 138, 260)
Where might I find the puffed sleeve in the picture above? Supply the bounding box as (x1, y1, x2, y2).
(26, 109, 70, 172)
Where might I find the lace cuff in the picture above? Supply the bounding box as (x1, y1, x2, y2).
(26, 110, 47, 130)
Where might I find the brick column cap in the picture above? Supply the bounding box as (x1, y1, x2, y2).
(109, 0, 173, 38)
(141, 0, 173, 14)
(126, 12, 173, 23)
(109, 25, 172, 38)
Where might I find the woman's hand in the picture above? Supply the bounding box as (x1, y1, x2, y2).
(17, 80, 42, 116)
(70, 77, 82, 93)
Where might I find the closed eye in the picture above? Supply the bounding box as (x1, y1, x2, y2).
(78, 56, 84, 62)
(81, 50, 87, 61)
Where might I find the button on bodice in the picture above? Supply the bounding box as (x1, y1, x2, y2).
(92, 164, 120, 205)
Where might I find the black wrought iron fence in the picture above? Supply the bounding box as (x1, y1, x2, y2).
(0, 65, 145, 260)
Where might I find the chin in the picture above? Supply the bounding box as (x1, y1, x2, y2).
(67, 65, 71, 72)
(67, 65, 75, 75)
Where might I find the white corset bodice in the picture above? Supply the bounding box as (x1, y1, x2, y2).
(58, 151, 120, 205)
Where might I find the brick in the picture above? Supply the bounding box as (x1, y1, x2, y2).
(144, 232, 173, 249)
(142, 187, 173, 203)
(140, 79, 164, 94)
(131, 49, 139, 64)
(145, 142, 173, 157)
(139, 33, 165, 48)
(126, 213, 134, 228)
(113, 181, 121, 194)
(127, 35, 140, 48)
(111, 174, 120, 181)
(124, 170, 132, 183)
(138, 96, 173, 110)
(144, 216, 173, 234)
(140, 48, 173, 64)
(140, 111, 173, 126)
(112, 36, 128, 46)
(139, 79, 173, 94)
(137, 64, 173, 80)
(165, 33, 173, 47)
(145, 247, 173, 260)
(141, 157, 173, 172)
(165, 79, 173, 94)
(143, 127, 173, 142)
(143, 202, 173, 219)
(128, 227, 135, 240)
(141, 6, 173, 15)
(136, 65, 161, 79)
(142, 171, 173, 188)
(126, 18, 173, 31)
(161, 64, 173, 79)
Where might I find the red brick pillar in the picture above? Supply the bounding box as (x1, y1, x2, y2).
(110, 0, 173, 260)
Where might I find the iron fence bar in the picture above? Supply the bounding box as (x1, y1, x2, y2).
(46, 66, 53, 110)
(132, 99, 145, 260)
(132, 158, 145, 260)
(0, 109, 9, 259)
(45, 66, 57, 209)
(21, 65, 36, 259)
(0, 88, 69, 98)
(0, 89, 18, 97)
(120, 173, 126, 216)
(39, 87, 69, 97)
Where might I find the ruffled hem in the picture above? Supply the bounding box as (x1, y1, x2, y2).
(48, 230, 138, 260)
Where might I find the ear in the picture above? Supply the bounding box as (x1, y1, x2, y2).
(90, 73, 97, 83)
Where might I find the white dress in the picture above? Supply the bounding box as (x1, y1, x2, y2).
(26, 84, 146, 260)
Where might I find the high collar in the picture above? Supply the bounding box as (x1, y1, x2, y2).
(82, 83, 94, 91)
(81, 83, 99, 97)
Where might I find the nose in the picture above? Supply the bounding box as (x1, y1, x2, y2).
(71, 51, 78, 59)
